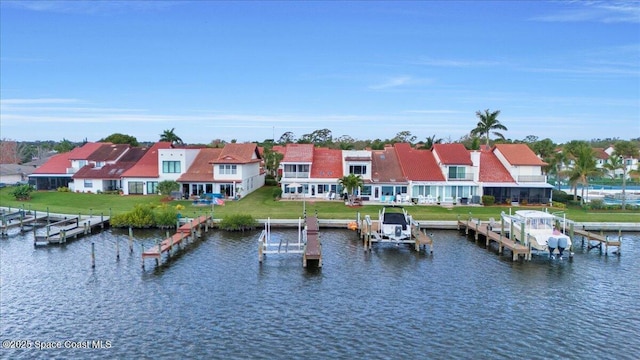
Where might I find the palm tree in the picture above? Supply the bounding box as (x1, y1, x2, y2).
(338, 174, 364, 205)
(471, 109, 507, 146)
(547, 151, 568, 190)
(612, 141, 640, 210)
(423, 134, 443, 149)
(567, 145, 602, 203)
(160, 128, 184, 145)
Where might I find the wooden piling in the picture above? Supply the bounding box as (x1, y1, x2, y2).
(91, 242, 95, 268)
(128, 227, 134, 253)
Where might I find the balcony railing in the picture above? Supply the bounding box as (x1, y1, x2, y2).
(447, 173, 474, 181)
(283, 171, 310, 179)
(517, 175, 546, 183)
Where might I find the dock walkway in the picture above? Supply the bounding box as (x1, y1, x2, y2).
(258, 216, 322, 267)
(458, 219, 531, 261)
(141, 215, 212, 267)
(359, 215, 433, 253)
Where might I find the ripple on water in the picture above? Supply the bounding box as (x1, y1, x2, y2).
(1, 228, 639, 359)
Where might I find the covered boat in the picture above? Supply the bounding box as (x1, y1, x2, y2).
(379, 206, 412, 241)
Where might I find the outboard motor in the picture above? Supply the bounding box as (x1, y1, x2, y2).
(557, 237, 568, 259)
(394, 225, 402, 239)
(547, 237, 558, 259)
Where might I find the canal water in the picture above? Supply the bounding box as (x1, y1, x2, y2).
(1, 226, 639, 359)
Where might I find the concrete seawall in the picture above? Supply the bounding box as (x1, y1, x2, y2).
(253, 218, 640, 232)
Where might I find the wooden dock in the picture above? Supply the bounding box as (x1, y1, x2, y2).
(258, 216, 322, 267)
(574, 228, 622, 255)
(1, 210, 49, 236)
(458, 218, 531, 261)
(141, 215, 212, 267)
(33, 214, 110, 246)
(303, 216, 322, 267)
(359, 215, 433, 253)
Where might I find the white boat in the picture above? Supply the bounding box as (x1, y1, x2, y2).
(379, 206, 412, 241)
(501, 210, 572, 259)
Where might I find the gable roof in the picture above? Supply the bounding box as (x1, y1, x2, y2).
(478, 150, 515, 183)
(593, 148, 609, 160)
(281, 143, 314, 163)
(68, 142, 106, 160)
(73, 147, 148, 179)
(86, 143, 131, 162)
(31, 142, 104, 175)
(178, 148, 224, 182)
(371, 147, 406, 183)
(121, 142, 173, 178)
(213, 143, 261, 164)
(432, 143, 473, 165)
(494, 144, 547, 166)
(394, 143, 445, 181)
(310, 148, 342, 179)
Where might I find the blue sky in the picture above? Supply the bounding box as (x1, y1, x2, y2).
(1, 0, 638, 145)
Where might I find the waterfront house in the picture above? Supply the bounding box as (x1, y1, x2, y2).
(177, 143, 265, 199)
(29, 142, 104, 190)
(72, 143, 147, 193)
(120, 142, 174, 195)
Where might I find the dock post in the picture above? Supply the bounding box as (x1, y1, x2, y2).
(61, 229, 66, 243)
(128, 227, 134, 254)
(141, 243, 145, 270)
(618, 229, 622, 256)
(116, 237, 120, 261)
(91, 242, 95, 268)
(167, 231, 172, 257)
(155, 239, 161, 266)
(474, 218, 480, 242)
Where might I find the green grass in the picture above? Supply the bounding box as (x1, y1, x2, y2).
(1, 186, 638, 223)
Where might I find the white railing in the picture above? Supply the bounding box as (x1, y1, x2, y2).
(518, 175, 546, 182)
(283, 172, 310, 179)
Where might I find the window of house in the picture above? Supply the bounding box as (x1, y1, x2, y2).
(162, 161, 181, 173)
(349, 165, 367, 175)
(219, 164, 237, 175)
(128, 181, 144, 195)
(448, 166, 466, 179)
(146, 181, 158, 195)
(84, 180, 92, 188)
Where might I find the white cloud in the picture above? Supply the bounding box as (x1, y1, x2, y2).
(532, 1, 640, 23)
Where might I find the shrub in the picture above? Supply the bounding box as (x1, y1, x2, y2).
(589, 199, 605, 210)
(57, 186, 70, 192)
(482, 195, 495, 206)
(265, 177, 278, 186)
(219, 214, 257, 231)
(10, 184, 34, 201)
(272, 187, 283, 200)
(154, 205, 179, 228)
(157, 180, 180, 196)
(110, 204, 156, 228)
(552, 201, 566, 209)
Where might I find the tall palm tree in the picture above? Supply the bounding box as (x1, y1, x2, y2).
(547, 151, 568, 190)
(471, 109, 507, 146)
(567, 145, 602, 203)
(338, 174, 364, 205)
(423, 134, 443, 149)
(160, 128, 184, 145)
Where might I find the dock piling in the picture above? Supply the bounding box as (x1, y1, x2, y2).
(91, 242, 95, 268)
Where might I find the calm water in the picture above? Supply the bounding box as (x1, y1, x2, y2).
(1, 225, 639, 359)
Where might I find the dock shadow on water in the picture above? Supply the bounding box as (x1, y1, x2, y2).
(0, 227, 638, 359)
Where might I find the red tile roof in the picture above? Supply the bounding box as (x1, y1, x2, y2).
(478, 150, 515, 183)
(32, 142, 104, 175)
(214, 143, 261, 164)
(593, 148, 609, 160)
(394, 143, 445, 181)
(121, 142, 173, 178)
(310, 148, 343, 178)
(281, 143, 314, 162)
(86, 143, 131, 162)
(68, 142, 106, 160)
(371, 147, 406, 183)
(178, 148, 223, 182)
(432, 143, 473, 165)
(271, 145, 286, 155)
(73, 147, 148, 179)
(494, 144, 547, 166)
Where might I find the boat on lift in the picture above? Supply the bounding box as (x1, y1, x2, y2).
(501, 210, 573, 259)
(379, 206, 412, 241)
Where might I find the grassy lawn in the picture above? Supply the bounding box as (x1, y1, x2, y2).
(1, 185, 638, 223)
